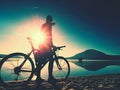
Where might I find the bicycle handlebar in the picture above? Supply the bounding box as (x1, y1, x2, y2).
(52, 45, 66, 51)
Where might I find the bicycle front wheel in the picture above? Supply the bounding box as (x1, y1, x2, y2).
(0, 53, 34, 87)
(52, 56, 70, 81)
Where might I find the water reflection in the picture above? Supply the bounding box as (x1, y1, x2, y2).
(1, 59, 120, 81)
(68, 59, 120, 77)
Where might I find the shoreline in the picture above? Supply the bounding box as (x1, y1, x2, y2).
(0, 74, 120, 90)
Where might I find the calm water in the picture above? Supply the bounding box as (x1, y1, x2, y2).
(40, 59, 120, 79)
(68, 59, 120, 77)
(1, 59, 120, 81)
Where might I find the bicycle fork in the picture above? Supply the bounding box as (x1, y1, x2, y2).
(55, 58, 62, 70)
(53, 52, 62, 70)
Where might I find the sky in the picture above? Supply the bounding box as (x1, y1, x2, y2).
(0, 0, 120, 57)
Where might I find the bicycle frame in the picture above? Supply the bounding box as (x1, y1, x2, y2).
(0, 37, 69, 87)
(26, 37, 65, 70)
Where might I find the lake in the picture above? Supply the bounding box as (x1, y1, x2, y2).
(0, 59, 120, 81)
(68, 59, 120, 77)
(40, 59, 120, 79)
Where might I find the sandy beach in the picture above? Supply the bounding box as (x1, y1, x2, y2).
(0, 74, 120, 90)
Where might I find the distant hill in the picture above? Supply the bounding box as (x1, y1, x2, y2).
(68, 49, 120, 60)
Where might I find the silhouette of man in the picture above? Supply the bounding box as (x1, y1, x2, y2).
(35, 15, 57, 83)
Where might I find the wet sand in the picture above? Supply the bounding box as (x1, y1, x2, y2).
(0, 74, 120, 90)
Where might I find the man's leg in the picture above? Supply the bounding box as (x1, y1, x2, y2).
(48, 55, 54, 78)
(48, 53, 59, 83)
(35, 57, 44, 83)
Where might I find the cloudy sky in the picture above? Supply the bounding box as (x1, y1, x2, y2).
(0, 0, 120, 57)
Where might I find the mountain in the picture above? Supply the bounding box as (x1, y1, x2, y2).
(68, 49, 120, 60)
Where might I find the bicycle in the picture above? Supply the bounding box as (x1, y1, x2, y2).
(0, 37, 70, 87)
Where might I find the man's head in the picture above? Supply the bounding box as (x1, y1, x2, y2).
(46, 15, 53, 23)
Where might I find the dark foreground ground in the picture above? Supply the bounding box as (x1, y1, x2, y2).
(0, 74, 120, 90)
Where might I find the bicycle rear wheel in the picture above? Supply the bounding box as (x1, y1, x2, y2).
(0, 53, 34, 87)
(52, 56, 70, 81)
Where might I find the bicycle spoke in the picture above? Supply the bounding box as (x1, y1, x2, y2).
(10, 62, 16, 68)
(4, 68, 12, 71)
(0, 53, 34, 87)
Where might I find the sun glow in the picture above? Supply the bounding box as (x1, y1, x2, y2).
(0, 16, 83, 57)
(32, 31, 46, 45)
